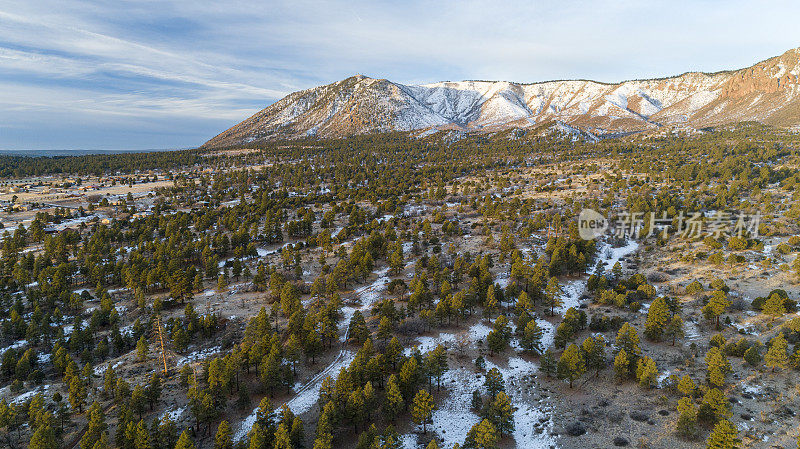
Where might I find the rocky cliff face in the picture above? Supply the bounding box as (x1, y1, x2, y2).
(203, 48, 800, 148)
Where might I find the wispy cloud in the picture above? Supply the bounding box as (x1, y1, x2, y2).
(1, 0, 800, 150)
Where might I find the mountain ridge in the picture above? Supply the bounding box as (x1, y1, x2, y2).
(203, 47, 800, 148)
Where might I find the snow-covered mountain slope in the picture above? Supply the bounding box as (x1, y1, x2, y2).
(203, 48, 800, 148)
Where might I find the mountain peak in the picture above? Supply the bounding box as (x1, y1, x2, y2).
(203, 48, 800, 148)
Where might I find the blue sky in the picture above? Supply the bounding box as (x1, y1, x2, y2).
(2, 0, 800, 151)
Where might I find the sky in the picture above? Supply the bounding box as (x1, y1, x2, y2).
(2, 0, 800, 151)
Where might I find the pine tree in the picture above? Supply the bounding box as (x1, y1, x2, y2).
(557, 343, 586, 388)
(471, 390, 483, 410)
(29, 421, 58, 449)
(699, 388, 730, 424)
(580, 335, 606, 377)
(80, 402, 107, 449)
(346, 390, 366, 433)
(762, 292, 786, 321)
(430, 344, 448, 390)
(215, 420, 233, 449)
(248, 423, 266, 449)
(705, 419, 740, 449)
(705, 347, 731, 387)
(348, 311, 369, 345)
(399, 357, 421, 401)
(677, 374, 697, 397)
(765, 333, 788, 372)
(612, 261, 623, 279)
(545, 277, 562, 316)
(274, 422, 293, 449)
(91, 433, 110, 449)
(290, 417, 303, 448)
(136, 336, 148, 361)
(130, 385, 146, 420)
(174, 430, 196, 449)
(483, 368, 505, 398)
(615, 322, 641, 358)
(487, 391, 514, 435)
(702, 290, 730, 328)
(146, 374, 161, 410)
(411, 389, 435, 434)
(665, 315, 684, 346)
(384, 375, 404, 422)
(676, 396, 698, 439)
(68, 376, 87, 414)
(644, 297, 670, 341)
(540, 348, 557, 378)
(486, 315, 510, 356)
(635, 356, 658, 389)
(134, 420, 149, 449)
(520, 319, 543, 354)
(483, 285, 498, 317)
(465, 419, 498, 449)
(613, 349, 629, 382)
(743, 344, 762, 367)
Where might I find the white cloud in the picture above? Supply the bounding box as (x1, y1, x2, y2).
(1, 0, 800, 149)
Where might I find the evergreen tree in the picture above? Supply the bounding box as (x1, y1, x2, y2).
(520, 319, 543, 354)
(174, 431, 196, 449)
(465, 419, 498, 449)
(705, 419, 740, 449)
(702, 290, 730, 328)
(215, 420, 233, 449)
(743, 344, 762, 367)
(557, 343, 586, 388)
(486, 316, 510, 356)
(348, 312, 369, 345)
(544, 277, 562, 316)
(483, 368, 505, 398)
(762, 292, 786, 321)
(765, 333, 788, 372)
(384, 375, 404, 422)
(134, 420, 149, 449)
(412, 389, 435, 434)
(80, 402, 107, 449)
(676, 396, 698, 439)
(698, 388, 730, 424)
(665, 315, 684, 346)
(136, 336, 149, 361)
(487, 391, 514, 435)
(69, 376, 87, 414)
(580, 335, 606, 377)
(677, 374, 697, 397)
(644, 297, 670, 341)
(635, 356, 658, 389)
(274, 422, 293, 449)
(613, 349, 629, 382)
(705, 347, 731, 387)
(29, 420, 58, 449)
(540, 348, 557, 378)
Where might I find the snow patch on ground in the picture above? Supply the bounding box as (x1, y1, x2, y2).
(405, 333, 457, 356)
(12, 384, 50, 404)
(536, 318, 556, 351)
(556, 279, 585, 315)
(161, 406, 186, 421)
(177, 346, 221, 367)
(430, 367, 483, 448)
(597, 239, 639, 273)
(468, 322, 492, 342)
(0, 340, 27, 354)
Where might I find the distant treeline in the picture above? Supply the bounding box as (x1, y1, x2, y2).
(0, 148, 207, 178)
